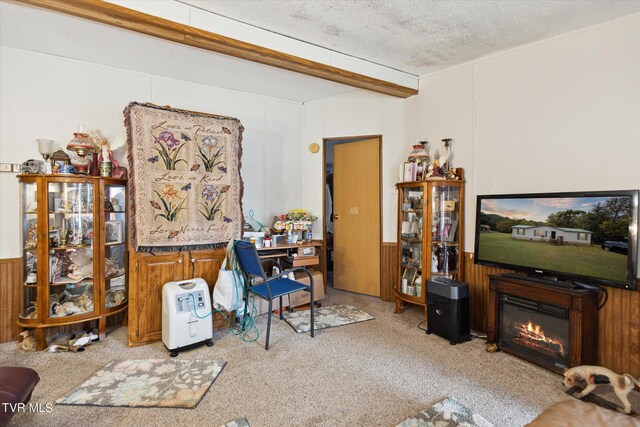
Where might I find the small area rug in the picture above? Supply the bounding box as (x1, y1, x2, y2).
(219, 417, 250, 427)
(397, 397, 494, 427)
(282, 304, 374, 333)
(565, 385, 639, 417)
(56, 359, 226, 409)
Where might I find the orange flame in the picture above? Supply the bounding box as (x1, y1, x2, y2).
(520, 320, 565, 356)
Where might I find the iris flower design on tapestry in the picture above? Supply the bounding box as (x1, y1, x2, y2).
(198, 185, 229, 221)
(152, 131, 188, 170)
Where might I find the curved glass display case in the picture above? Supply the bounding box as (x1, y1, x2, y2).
(395, 178, 464, 313)
(17, 175, 128, 350)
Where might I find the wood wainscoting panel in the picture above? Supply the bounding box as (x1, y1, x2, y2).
(598, 286, 640, 377)
(463, 252, 640, 378)
(381, 243, 397, 302)
(0, 258, 22, 343)
(462, 252, 509, 332)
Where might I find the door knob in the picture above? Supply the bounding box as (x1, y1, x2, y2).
(334, 214, 340, 220)
(178, 259, 183, 264)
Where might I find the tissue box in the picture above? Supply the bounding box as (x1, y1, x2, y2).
(297, 246, 316, 257)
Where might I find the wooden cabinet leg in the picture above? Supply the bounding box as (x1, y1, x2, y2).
(34, 328, 46, 351)
(121, 310, 128, 327)
(394, 297, 404, 314)
(98, 316, 107, 340)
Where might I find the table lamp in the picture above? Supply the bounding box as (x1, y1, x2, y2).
(36, 139, 55, 174)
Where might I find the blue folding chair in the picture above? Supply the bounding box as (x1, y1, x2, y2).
(234, 240, 314, 350)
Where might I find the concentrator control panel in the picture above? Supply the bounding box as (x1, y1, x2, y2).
(175, 290, 206, 315)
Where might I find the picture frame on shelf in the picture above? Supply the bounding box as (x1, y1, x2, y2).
(105, 220, 123, 244)
(402, 266, 417, 284)
(439, 218, 458, 242)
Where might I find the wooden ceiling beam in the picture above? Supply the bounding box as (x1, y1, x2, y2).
(16, 0, 418, 98)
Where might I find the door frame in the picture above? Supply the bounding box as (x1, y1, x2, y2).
(322, 135, 383, 296)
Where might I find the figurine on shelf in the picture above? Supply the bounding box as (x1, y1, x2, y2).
(446, 167, 462, 181)
(67, 264, 83, 281)
(25, 224, 37, 248)
(110, 197, 122, 211)
(431, 252, 439, 272)
(105, 289, 126, 308)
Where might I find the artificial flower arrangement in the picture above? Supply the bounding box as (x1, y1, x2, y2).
(285, 209, 318, 222)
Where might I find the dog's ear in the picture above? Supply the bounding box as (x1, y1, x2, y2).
(563, 368, 569, 374)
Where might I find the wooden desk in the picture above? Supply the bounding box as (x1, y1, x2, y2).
(256, 242, 321, 269)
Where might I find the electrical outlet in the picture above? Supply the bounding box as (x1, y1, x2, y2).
(0, 163, 22, 172)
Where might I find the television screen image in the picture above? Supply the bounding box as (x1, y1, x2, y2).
(474, 191, 638, 289)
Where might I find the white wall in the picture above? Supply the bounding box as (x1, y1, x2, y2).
(405, 14, 640, 261)
(303, 91, 405, 242)
(0, 46, 304, 258)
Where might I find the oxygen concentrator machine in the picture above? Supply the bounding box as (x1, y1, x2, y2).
(162, 278, 213, 356)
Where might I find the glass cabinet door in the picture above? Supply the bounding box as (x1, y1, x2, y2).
(47, 181, 96, 318)
(104, 183, 127, 309)
(431, 185, 461, 280)
(399, 186, 424, 298)
(21, 181, 39, 320)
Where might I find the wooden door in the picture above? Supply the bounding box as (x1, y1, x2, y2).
(333, 138, 381, 296)
(129, 252, 187, 345)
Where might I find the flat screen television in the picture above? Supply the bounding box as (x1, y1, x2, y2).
(474, 190, 639, 290)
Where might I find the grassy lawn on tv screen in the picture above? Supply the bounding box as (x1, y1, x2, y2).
(478, 232, 627, 282)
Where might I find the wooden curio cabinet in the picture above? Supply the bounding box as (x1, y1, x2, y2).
(394, 177, 465, 313)
(17, 174, 128, 349)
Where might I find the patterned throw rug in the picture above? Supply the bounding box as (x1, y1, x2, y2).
(397, 397, 494, 427)
(56, 359, 226, 409)
(283, 304, 374, 333)
(565, 385, 639, 416)
(219, 418, 250, 427)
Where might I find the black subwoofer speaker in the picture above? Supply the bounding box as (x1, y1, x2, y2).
(426, 277, 471, 345)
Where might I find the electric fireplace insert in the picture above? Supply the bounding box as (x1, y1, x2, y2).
(499, 294, 569, 370)
(487, 274, 599, 374)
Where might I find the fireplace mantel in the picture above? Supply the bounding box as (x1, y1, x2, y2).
(487, 274, 599, 374)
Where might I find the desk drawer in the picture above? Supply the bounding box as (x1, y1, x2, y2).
(286, 255, 319, 267)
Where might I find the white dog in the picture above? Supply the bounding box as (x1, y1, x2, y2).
(563, 365, 640, 414)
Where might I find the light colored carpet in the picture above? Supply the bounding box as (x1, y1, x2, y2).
(397, 397, 493, 427)
(0, 288, 601, 426)
(57, 359, 226, 408)
(283, 304, 374, 333)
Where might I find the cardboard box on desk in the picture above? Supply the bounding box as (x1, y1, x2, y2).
(250, 294, 290, 315)
(290, 271, 325, 308)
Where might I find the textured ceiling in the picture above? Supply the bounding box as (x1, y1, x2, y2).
(0, 1, 356, 102)
(181, 0, 640, 75)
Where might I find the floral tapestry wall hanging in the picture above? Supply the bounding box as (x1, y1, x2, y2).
(124, 102, 243, 252)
